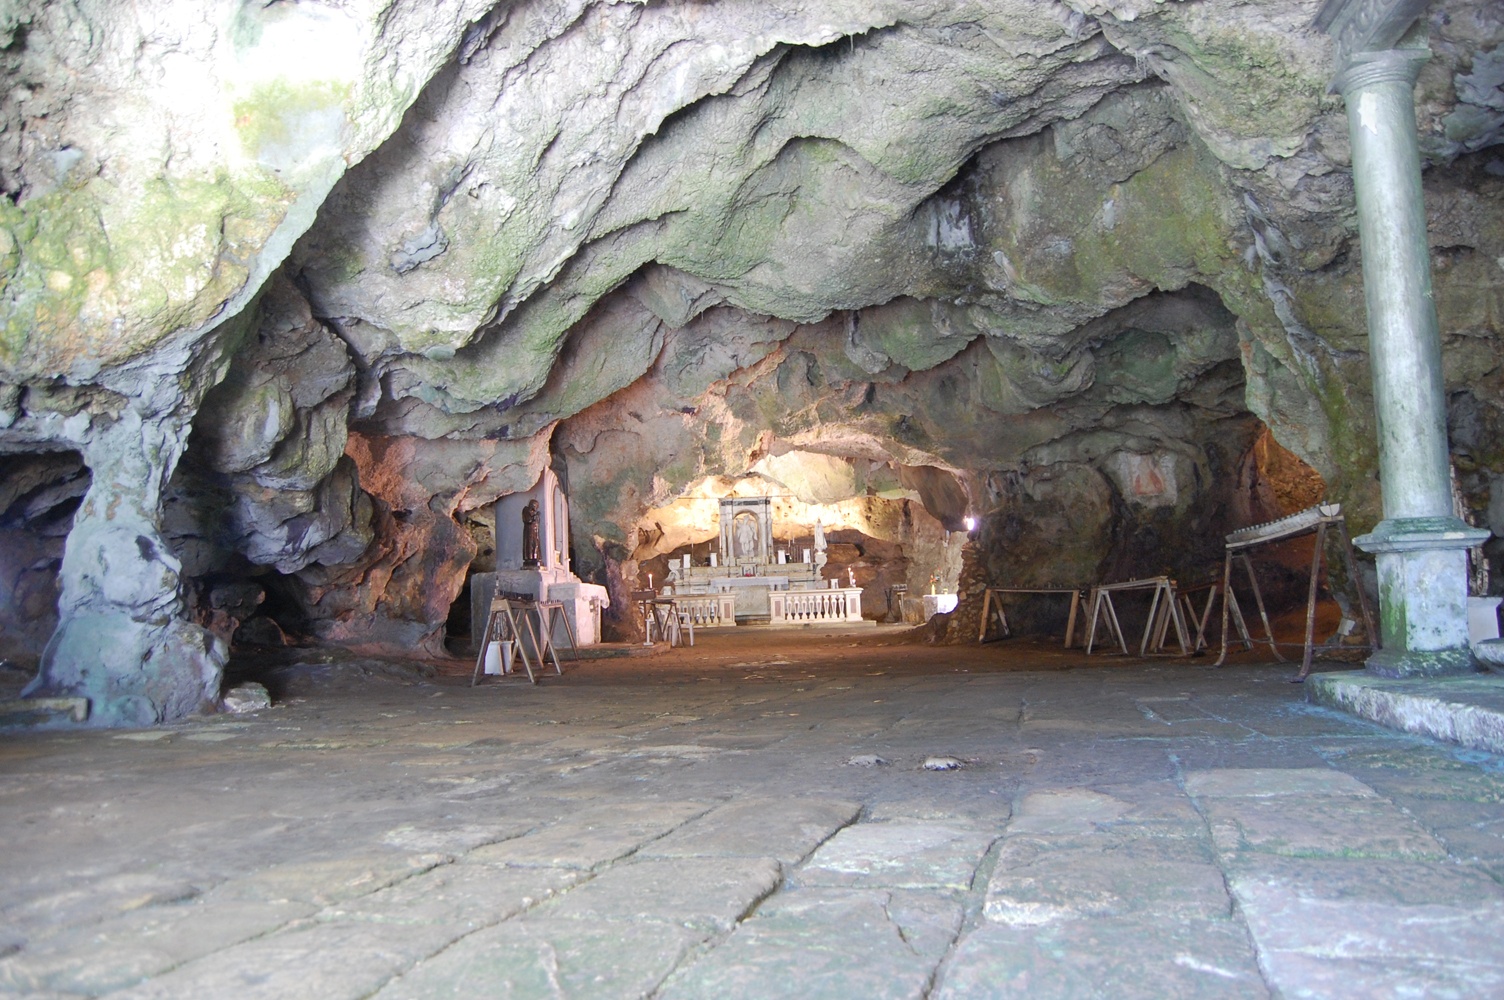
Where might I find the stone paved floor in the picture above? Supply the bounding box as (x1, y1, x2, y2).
(3, 628, 1504, 998)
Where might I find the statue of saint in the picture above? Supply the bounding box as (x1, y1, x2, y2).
(813, 519, 828, 571)
(734, 512, 757, 559)
(521, 498, 541, 567)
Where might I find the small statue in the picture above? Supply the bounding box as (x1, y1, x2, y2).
(813, 519, 828, 572)
(521, 498, 541, 567)
(735, 513, 758, 559)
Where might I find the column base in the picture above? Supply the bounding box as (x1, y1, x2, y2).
(28, 611, 225, 726)
(1355, 516, 1490, 680)
(1364, 645, 1477, 679)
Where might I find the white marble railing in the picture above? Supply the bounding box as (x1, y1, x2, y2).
(770, 587, 864, 624)
(674, 593, 737, 628)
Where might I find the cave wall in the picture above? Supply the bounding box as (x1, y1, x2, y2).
(0, 0, 1499, 721)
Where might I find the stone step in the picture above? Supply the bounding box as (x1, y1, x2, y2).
(1307, 670, 1504, 754)
(0, 697, 89, 728)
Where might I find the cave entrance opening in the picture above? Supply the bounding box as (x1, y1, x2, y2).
(446, 507, 498, 657)
(1234, 426, 1364, 644)
(0, 450, 90, 673)
(1241, 425, 1341, 607)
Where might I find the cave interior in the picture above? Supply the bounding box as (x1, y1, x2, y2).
(0, 0, 1500, 725)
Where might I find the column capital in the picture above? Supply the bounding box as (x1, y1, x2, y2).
(1332, 46, 1429, 97)
(1314, 0, 1430, 70)
(1353, 515, 1490, 554)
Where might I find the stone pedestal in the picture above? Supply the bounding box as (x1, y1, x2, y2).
(1359, 520, 1486, 677)
(1334, 47, 1490, 676)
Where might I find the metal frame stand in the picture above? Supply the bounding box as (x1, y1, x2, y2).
(1215, 504, 1377, 680)
(649, 598, 691, 646)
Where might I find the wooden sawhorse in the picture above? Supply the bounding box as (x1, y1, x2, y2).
(534, 599, 580, 662)
(978, 587, 1085, 647)
(1084, 577, 1192, 656)
(472, 597, 535, 684)
(471, 597, 564, 685)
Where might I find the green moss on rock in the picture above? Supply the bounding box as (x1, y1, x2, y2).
(0, 171, 290, 377)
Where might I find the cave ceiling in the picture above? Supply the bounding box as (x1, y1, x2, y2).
(0, 0, 1502, 720)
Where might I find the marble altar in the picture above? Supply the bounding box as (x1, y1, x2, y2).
(923, 593, 959, 619)
(668, 497, 862, 624)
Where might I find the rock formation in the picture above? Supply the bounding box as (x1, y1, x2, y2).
(0, 0, 1499, 722)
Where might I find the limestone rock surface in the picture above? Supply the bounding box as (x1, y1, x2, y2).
(0, 0, 1499, 719)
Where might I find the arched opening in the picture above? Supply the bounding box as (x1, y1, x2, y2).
(445, 506, 497, 656)
(0, 450, 90, 672)
(629, 468, 965, 628)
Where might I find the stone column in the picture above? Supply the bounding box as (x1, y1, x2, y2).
(26, 408, 226, 724)
(1335, 48, 1488, 676)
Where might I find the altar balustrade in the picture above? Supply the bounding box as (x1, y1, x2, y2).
(672, 593, 737, 628)
(770, 587, 864, 624)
